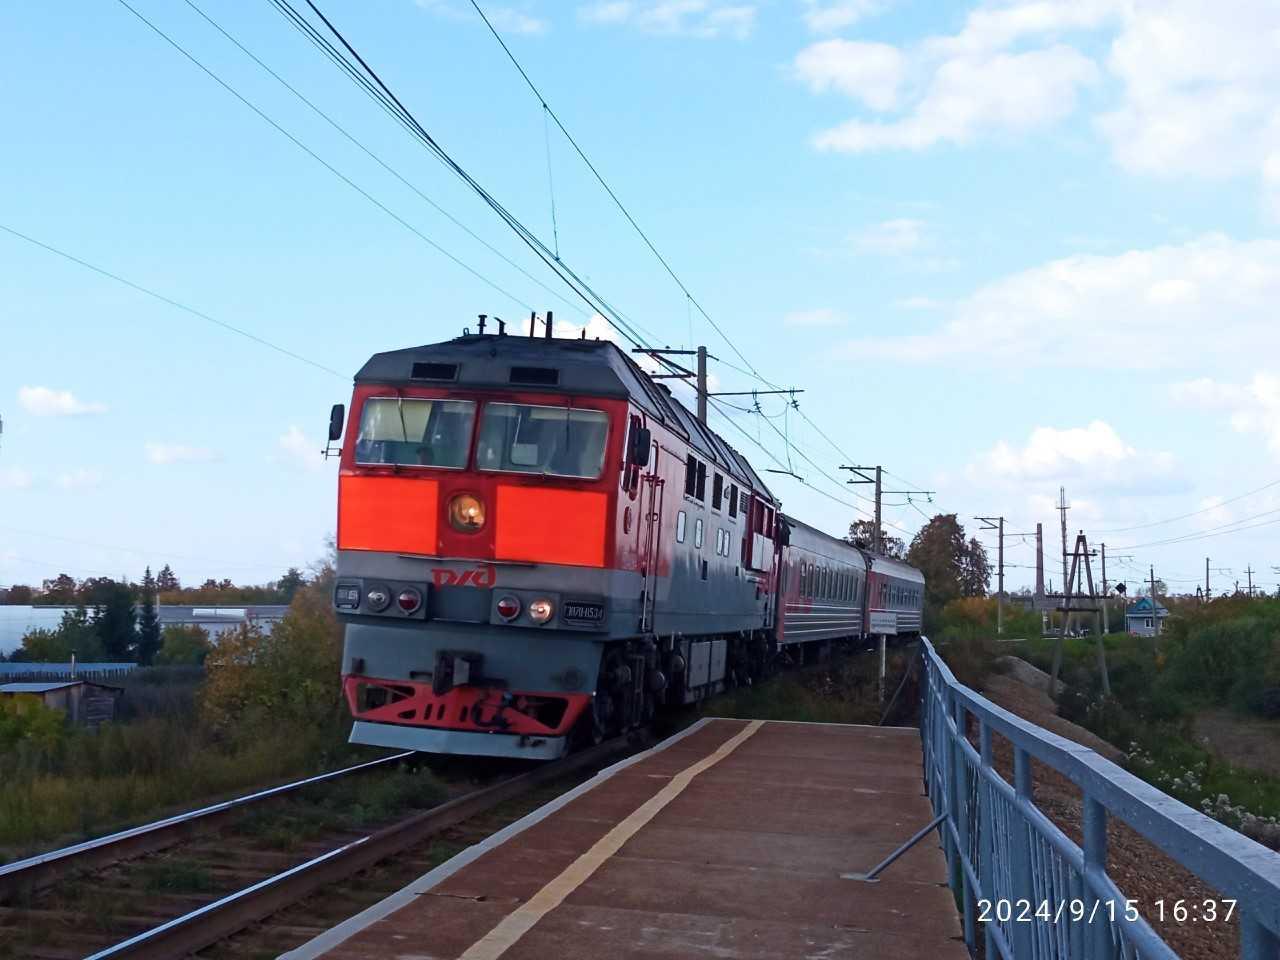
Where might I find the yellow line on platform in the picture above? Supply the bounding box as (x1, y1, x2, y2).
(457, 719, 764, 960)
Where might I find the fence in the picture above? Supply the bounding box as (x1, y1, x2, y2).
(919, 638, 1280, 960)
(0, 662, 138, 682)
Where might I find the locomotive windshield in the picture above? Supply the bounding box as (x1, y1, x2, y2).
(354, 398, 475, 468)
(476, 403, 608, 479)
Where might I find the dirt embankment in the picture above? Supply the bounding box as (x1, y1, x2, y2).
(972, 658, 1243, 960)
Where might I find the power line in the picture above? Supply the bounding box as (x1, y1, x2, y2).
(0, 223, 344, 380)
(114, 0, 539, 318)
(180, 0, 590, 321)
(466, 0, 775, 389)
(1092, 478, 1280, 534)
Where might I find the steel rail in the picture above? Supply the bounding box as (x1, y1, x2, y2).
(83, 736, 631, 960)
(0, 750, 413, 901)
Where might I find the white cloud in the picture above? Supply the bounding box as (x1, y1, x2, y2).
(0, 467, 32, 490)
(1096, 0, 1280, 215)
(145, 442, 217, 465)
(1170, 372, 1280, 458)
(18, 386, 107, 417)
(850, 218, 926, 255)
(799, 0, 886, 33)
(813, 45, 1099, 152)
(847, 234, 1280, 369)
(415, 0, 548, 34)
(794, 39, 905, 111)
(278, 426, 324, 472)
(783, 307, 846, 327)
(794, 0, 1280, 215)
(971, 421, 1177, 499)
(578, 1, 757, 38)
(55, 468, 103, 491)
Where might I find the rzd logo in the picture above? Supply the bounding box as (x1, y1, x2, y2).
(432, 564, 496, 588)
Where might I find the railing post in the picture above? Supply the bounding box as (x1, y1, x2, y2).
(942, 687, 958, 883)
(979, 720, 995, 960)
(1083, 796, 1114, 960)
(1010, 748, 1035, 960)
(1240, 913, 1280, 960)
(952, 699, 974, 950)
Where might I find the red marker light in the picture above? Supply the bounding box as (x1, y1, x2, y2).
(496, 595, 521, 621)
(397, 589, 422, 613)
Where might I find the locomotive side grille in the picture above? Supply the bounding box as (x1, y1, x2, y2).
(509, 365, 559, 385)
(410, 361, 459, 381)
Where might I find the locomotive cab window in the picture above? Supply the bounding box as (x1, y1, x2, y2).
(685, 455, 698, 497)
(728, 483, 739, 518)
(355, 398, 475, 468)
(712, 473, 724, 511)
(476, 403, 608, 479)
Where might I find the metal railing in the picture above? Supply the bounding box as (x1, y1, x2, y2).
(920, 638, 1280, 960)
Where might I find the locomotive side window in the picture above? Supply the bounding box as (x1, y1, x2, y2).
(476, 404, 608, 479)
(712, 473, 724, 511)
(355, 398, 475, 468)
(694, 518, 705, 549)
(696, 461, 707, 501)
(728, 483, 738, 518)
(676, 510, 687, 543)
(685, 455, 698, 496)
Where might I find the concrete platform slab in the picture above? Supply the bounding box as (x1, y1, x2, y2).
(284, 718, 966, 960)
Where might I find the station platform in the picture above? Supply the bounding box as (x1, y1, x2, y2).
(285, 718, 966, 960)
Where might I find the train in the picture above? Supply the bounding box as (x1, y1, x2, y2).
(327, 325, 925, 759)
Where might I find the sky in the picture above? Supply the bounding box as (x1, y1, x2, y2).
(3, 0, 1280, 599)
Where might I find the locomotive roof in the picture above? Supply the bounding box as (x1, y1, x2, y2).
(356, 333, 774, 499)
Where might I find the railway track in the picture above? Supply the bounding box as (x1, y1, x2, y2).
(0, 738, 631, 960)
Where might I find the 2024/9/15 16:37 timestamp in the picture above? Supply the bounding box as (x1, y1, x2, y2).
(978, 899, 1238, 924)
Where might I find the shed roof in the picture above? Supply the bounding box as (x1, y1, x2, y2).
(0, 680, 82, 694)
(1126, 597, 1169, 616)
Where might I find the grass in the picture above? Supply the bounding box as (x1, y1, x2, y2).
(704, 647, 904, 726)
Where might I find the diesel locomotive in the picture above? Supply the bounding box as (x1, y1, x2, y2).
(328, 326, 924, 759)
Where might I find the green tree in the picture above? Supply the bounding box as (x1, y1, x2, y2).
(155, 624, 212, 665)
(2, 584, 34, 605)
(17, 606, 105, 661)
(845, 520, 906, 559)
(94, 583, 137, 661)
(156, 564, 180, 592)
(78, 576, 118, 607)
(40, 574, 78, 605)
(136, 567, 162, 666)
(907, 514, 990, 628)
(277, 567, 306, 603)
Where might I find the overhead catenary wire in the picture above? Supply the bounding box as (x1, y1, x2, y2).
(180, 0, 591, 322)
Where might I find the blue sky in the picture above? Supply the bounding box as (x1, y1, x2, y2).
(3, 0, 1280, 598)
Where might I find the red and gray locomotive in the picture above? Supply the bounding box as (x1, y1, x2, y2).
(329, 326, 925, 759)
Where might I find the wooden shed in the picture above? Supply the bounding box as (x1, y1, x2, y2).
(0, 679, 122, 726)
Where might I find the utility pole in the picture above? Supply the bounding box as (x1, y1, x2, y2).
(1058, 487, 1070, 636)
(1246, 565, 1255, 598)
(1049, 530, 1107, 694)
(1100, 543, 1109, 635)
(633, 346, 800, 425)
(1150, 565, 1160, 639)
(977, 517, 1005, 635)
(1206, 557, 1211, 603)
(840, 467, 933, 554)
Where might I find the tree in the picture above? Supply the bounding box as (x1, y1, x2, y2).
(136, 567, 162, 666)
(156, 564, 180, 592)
(40, 574, 78, 605)
(155, 624, 212, 665)
(906, 514, 990, 627)
(277, 567, 306, 603)
(2, 585, 34, 605)
(94, 583, 137, 661)
(78, 576, 119, 607)
(845, 520, 906, 559)
(17, 606, 104, 662)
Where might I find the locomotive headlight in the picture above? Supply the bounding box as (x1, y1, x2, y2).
(448, 493, 486, 532)
(396, 588, 422, 613)
(365, 584, 391, 612)
(528, 598, 554, 624)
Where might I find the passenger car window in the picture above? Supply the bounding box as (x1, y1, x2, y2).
(355, 398, 475, 468)
(476, 404, 608, 479)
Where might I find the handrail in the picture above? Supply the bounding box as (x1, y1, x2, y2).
(919, 637, 1280, 960)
